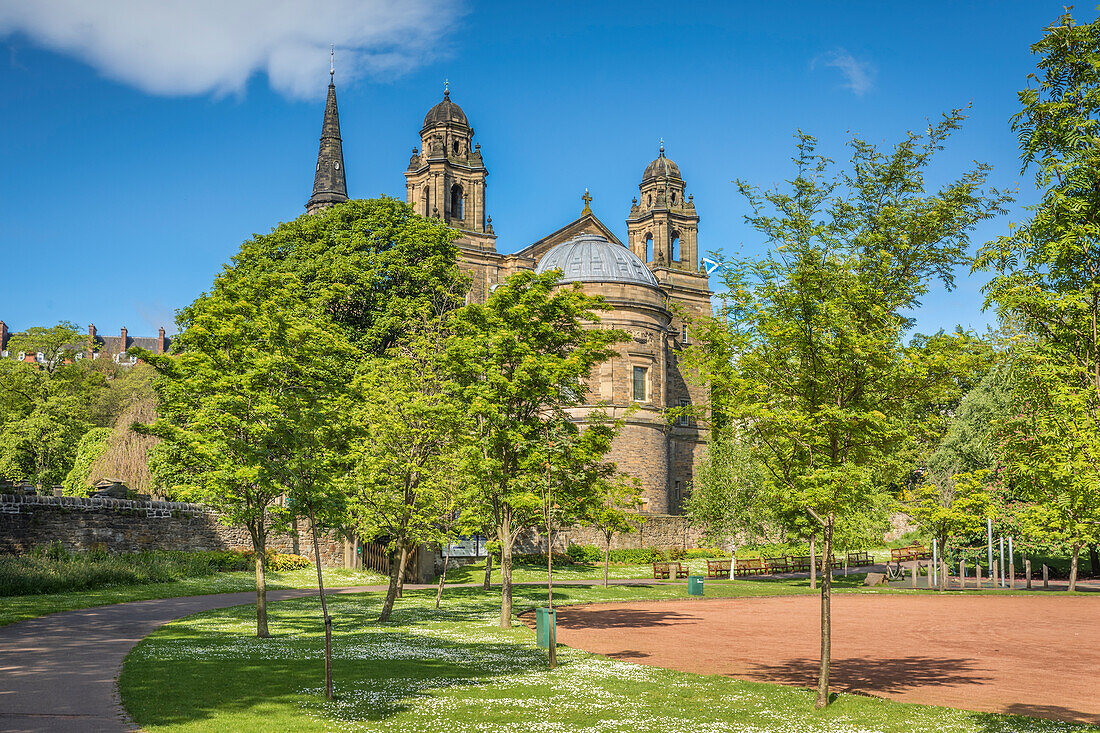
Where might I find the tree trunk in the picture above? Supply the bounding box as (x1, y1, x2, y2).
(309, 508, 332, 701)
(379, 544, 408, 622)
(815, 515, 834, 709)
(499, 518, 514, 628)
(604, 531, 611, 588)
(1089, 544, 1099, 578)
(809, 533, 816, 590)
(1069, 542, 1081, 592)
(483, 548, 493, 590)
(436, 540, 451, 609)
(251, 520, 270, 638)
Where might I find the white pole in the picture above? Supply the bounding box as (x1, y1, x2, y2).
(987, 517, 994, 580)
(999, 536, 1005, 588)
(932, 540, 938, 587)
(1008, 536, 1014, 589)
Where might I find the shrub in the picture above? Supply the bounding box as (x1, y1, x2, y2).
(684, 548, 725, 559)
(566, 544, 602, 563)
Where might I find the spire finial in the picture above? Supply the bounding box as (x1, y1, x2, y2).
(444, 78, 449, 98)
(330, 45, 335, 81)
(581, 188, 593, 215)
(659, 138, 665, 155)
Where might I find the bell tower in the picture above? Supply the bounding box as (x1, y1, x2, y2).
(405, 85, 496, 251)
(626, 143, 699, 270)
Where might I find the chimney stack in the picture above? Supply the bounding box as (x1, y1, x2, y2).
(120, 326, 128, 355)
(0, 320, 7, 353)
(157, 327, 166, 354)
(87, 323, 97, 357)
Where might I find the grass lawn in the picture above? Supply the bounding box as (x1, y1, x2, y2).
(0, 567, 387, 627)
(119, 582, 1094, 733)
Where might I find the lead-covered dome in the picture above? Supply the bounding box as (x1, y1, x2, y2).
(535, 234, 661, 289)
(423, 90, 469, 128)
(642, 145, 681, 182)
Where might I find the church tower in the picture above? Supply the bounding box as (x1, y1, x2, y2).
(405, 86, 496, 251)
(306, 56, 348, 215)
(626, 143, 699, 270)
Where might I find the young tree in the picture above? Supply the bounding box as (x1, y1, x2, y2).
(901, 470, 992, 589)
(974, 11, 1100, 591)
(684, 434, 775, 576)
(699, 113, 1009, 707)
(346, 323, 469, 622)
(583, 474, 642, 587)
(449, 270, 626, 627)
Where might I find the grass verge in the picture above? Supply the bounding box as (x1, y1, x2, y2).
(120, 582, 1095, 733)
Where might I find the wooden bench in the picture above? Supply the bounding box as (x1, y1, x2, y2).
(790, 555, 812, 573)
(673, 561, 689, 579)
(706, 559, 732, 578)
(735, 557, 766, 576)
(653, 562, 671, 579)
(764, 556, 791, 574)
(847, 551, 873, 567)
(890, 545, 932, 563)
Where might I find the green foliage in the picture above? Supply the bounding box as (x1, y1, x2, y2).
(901, 470, 992, 551)
(684, 434, 774, 548)
(4, 321, 84, 374)
(973, 11, 1100, 588)
(61, 427, 111, 496)
(565, 544, 602, 563)
(695, 113, 1008, 548)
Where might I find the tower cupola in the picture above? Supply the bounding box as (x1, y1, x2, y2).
(627, 142, 699, 270)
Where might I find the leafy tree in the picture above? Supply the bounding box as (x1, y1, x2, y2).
(449, 270, 626, 627)
(684, 434, 775, 572)
(583, 473, 642, 587)
(62, 427, 111, 495)
(974, 11, 1100, 591)
(900, 470, 992, 589)
(700, 113, 1009, 707)
(5, 322, 83, 374)
(346, 322, 469, 622)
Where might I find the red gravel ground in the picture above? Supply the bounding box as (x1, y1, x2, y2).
(552, 594, 1100, 725)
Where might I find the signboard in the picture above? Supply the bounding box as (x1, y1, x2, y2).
(446, 535, 488, 557)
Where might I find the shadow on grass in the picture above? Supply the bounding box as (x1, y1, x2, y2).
(983, 703, 1100, 727)
(746, 655, 991, 695)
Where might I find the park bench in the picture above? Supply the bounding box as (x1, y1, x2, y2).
(735, 557, 766, 576)
(764, 556, 791, 574)
(790, 555, 812, 573)
(653, 562, 671, 579)
(890, 545, 933, 563)
(706, 559, 732, 578)
(672, 561, 689, 579)
(847, 551, 873, 567)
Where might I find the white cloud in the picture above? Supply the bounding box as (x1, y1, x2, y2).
(0, 0, 462, 99)
(812, 48, 875, 96)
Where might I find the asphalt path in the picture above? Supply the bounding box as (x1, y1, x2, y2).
(0, 579, 653, 733)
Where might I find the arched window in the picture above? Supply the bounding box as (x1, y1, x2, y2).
(423, 186, 431, 217)
(451, 184, 464, 220)
(671, 232, 681, 262)
(671, 191, 677, 205)
(645, 234, 653, 263)
(452, 139, 459, 155)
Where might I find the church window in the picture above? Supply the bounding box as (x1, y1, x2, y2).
(423, 186, 431, 217)
(451, 184, 464, 220)
(677, 398, 690, 426)
(647, 195, 652, 206)
(645, 234, 653, 263)
(452, 139, 459, 155)
(671, 191, 677, 204)
(672, 232, 680, 262)
(633, 366, 647, 402)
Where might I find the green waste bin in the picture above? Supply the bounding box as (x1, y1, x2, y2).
(688, 575, 705, 596)
(535, 607, 557, 648)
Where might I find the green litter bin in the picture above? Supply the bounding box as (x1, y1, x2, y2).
(535, 607, 557, 648)
(688, 575, 705, 596)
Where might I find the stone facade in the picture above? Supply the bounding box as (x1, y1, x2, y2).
(396, 92, 713, 514)
(514, 513, 717, 554)
(0, 493, 351, 567)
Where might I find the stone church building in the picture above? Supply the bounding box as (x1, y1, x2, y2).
(308, 76, 713, 515)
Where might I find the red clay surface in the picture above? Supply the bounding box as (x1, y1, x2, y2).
(553, 594, 1100, 725)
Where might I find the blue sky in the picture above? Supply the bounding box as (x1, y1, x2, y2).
(0, 1, 1089, 337)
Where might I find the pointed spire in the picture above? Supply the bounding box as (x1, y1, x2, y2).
(306, 50, 348, 214)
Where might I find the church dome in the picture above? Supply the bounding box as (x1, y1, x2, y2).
(535, 234, 661, 289)
(642, 145, 681, 181)
(423, 90, 469, 128)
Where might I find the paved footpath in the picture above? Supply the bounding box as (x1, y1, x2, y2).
(0, 579, 652, 733)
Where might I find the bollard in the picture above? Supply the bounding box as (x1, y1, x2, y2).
(940, 560, 947, 591)
(960, 559, 966, 589)
(911, 563, 918, 589)
(976, 563, 983, 588)
(1025, 559, 1032, 590)
(1043, 564, 1049, 590)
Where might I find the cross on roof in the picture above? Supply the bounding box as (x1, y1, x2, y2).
(582, 189, 592, 207)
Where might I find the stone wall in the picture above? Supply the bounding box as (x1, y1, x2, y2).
(0, 493, 349, 566)
(514, 513, 718, 554)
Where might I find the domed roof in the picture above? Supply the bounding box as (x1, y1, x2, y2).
(423, 90, 468, 128)
(643, 145, 681, 181)
(535, 234, 661, 289)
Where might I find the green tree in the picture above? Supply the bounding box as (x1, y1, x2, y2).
(5, 322, 83, 374)
(974, 11, 1100, 591)
(449, 270, 626, 627)
(701, 113, 1009, 707)
(583, 473, 642, 587)
(901, 470, 992, 589)
(62, 427, 111, 495)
